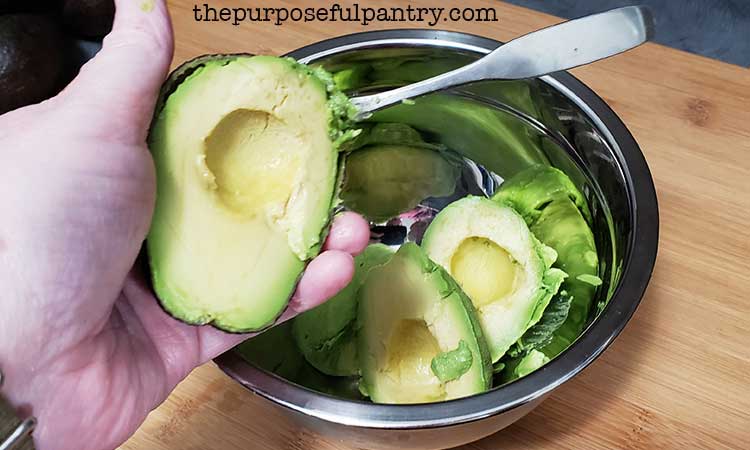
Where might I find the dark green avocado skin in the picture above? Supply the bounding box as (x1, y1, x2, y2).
(0, 14, 65, 115)
(0, 0, 58, 14)
(62, 0, 114, 38)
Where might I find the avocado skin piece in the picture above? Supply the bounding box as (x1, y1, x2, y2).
(62, 0, 115, 38)
(148, 55, 350, 332)
(292, 244, 394, 376)
(0, 15, 65, 115)
(494, 165, 599, 357)
(0, 0, 58, 14)
(357, 243, 492, 404)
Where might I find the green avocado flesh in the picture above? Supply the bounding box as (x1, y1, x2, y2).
(500, 349, 550, 383)
(493, 164, 592, 225)
(358, 243, 491, 404)
(431, 340, 474, 383)
(292, 244, 394, 376)
(530, 199, 599, 356)
(422, 196, 566, 363)
(494, 165, 599, 358)
(341, 142, 460, 221)
(148, 55, 354, 332)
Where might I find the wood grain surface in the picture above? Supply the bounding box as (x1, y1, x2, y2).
(121, 1, 750, 449)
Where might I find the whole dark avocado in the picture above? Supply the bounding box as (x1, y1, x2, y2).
(0, 15, 65, 115)
(62, 0, 115, 38)
(0, 0, 59, 14)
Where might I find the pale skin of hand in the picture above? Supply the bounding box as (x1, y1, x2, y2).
(0, 1, 371, 449)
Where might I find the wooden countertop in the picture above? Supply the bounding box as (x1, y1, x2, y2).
(121, 1, 750, 449)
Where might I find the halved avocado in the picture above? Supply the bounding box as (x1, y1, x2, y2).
(422, 197, 566, 362)
(292, 244, 394, 376)
(148, 55, 354, 332)
(358, 243, 491, 404)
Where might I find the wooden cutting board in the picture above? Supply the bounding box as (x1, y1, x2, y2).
(121, 1, 750, 449)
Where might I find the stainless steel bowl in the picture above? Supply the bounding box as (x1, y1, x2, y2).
(215, 30, 659, 450)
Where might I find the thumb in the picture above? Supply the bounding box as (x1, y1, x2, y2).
(60, 0, 174, 142)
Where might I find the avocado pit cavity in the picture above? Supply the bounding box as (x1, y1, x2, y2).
(203, 108, 302, 216)
(382, 319, 445, 403)
(450, 237, 521, 308)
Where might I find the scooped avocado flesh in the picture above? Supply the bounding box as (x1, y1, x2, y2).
(493, 165, 599, 357)
(358, 243, 491, 404)
(530, 199, 599, 356)
(292, 244, 394, 376)
(493, 164, 592, 225)
(500, 349, 550, 383)
(148, 55, 353, 332)
(422, 197, 566, 362)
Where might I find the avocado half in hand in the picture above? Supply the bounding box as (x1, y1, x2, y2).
(422, 196, 566, 362)
(147, 55, 355, 332)
(358, 243, 492, 404)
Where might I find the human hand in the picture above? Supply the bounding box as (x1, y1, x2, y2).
(0, 1, 369, 449)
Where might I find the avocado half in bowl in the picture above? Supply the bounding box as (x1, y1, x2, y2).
(214, 30, 659, 450)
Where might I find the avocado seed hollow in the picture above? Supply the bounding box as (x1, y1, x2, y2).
(203, 109, 302, 216)
(450, 237, 521, 308)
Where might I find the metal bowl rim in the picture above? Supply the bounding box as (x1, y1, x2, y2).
(215, 28, 659, 430)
